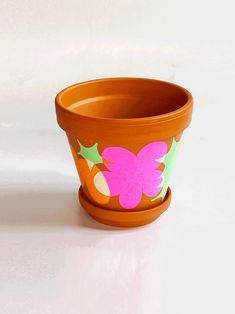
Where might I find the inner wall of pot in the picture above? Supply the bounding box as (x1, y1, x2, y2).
(62, 79, 189, 119)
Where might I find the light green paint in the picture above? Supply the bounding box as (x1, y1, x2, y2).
(152, 139, 180, 201)
(78, 141, 103, 164)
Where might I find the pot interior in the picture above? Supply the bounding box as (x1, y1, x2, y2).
(60, 78, 189, 119)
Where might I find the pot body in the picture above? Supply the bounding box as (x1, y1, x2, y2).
(55, 78, 193, 227)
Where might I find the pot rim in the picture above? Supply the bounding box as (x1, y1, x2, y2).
(55, 77, 193, 127)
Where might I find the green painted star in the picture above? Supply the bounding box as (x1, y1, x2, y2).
(77, 141, 103, 164)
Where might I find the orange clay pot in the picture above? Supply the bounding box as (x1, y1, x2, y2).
(55, 77, 193, 227)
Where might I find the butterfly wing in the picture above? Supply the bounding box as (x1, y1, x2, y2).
(137, 141, 167, 197)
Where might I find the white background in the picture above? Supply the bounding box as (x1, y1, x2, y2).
(1, 0, 235, 313)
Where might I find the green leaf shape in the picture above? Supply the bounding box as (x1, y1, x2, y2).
(152, 138, 180, 201)
(78, 141, 103, 164)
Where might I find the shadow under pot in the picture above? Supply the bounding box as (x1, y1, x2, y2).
(55, 77, 193, 227)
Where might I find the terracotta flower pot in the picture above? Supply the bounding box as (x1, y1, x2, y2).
(55, 77, 193, 227)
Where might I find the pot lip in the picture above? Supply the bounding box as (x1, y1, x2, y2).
(55, 77, 193, 126)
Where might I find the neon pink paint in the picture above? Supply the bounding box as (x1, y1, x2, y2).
(102, 142, 167, 209)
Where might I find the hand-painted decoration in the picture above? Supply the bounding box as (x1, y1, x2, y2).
(76, 139, 179, 209)
(152, 138, 179, 201)
(101, 142, 167, 209)
(77, 141, 103, 164)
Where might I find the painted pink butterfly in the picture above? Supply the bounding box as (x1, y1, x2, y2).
(102, 142, 167, 209)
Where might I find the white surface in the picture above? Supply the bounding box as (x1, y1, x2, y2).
(1, 0, 235, 313)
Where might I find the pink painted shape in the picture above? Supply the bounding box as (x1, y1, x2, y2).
(102, 142, 167, 209)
